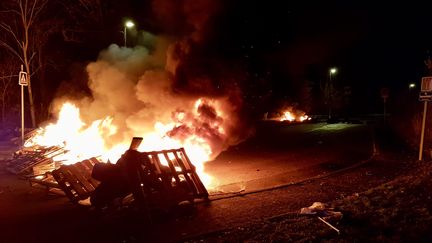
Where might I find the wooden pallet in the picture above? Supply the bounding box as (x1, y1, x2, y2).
(47, 146, 208, 209)
(127, 148, 209, 209)
(6, 146, 66, 175)
(51, 157, 101, 203)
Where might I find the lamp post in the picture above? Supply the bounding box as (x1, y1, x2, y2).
(124, 20, 135, 47)
(408, 83, 416, 96)
(328, 67, 337, 119)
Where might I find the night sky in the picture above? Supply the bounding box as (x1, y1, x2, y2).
(2, 0, 432, 118)
(214, 1, 432, 111)
(135, 0, 432, 114)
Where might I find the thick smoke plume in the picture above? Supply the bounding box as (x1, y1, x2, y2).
(49, 0, 250, 160)
(52, 38, 245, 159)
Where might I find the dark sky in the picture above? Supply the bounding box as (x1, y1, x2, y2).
(201, 0, 432, 113)
(17, 0, 432, 115)
(219, 1, 431, 82)
(97, 0, 432, 88)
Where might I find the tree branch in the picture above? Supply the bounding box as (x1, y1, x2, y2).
(28, 0, 36, 26)
(0, 23, 24, 49)
(19, 0, 26, 27)
(0, 9, 21, 15)
(33, 0, 48, 19)
(30, 65, 41, 76)
(28, 51, 37, 64)
(0, 41, 25, 63)
(0, 75, 18, 79)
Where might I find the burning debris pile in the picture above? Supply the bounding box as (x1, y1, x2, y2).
(4, 94, 225, 190)
(6, 132, 209, 212)
(48, 138, 208, 211)
(4, 41, 246, 211)
(8, 37, 248, 188)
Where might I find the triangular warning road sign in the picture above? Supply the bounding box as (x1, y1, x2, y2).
(18, 71, 28, 86)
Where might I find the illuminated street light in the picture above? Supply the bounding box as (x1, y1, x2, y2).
(124, 20, 135, 47)
(409, 83, 416, 89)
(327, 67, 338, 120)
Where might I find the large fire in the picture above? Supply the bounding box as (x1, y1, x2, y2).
(24, 99, 228, 188)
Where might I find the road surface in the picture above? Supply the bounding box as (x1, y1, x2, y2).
(0, 122, 376, 243)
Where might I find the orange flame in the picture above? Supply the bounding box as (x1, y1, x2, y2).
(279, 110, 311, 122)
(25, 99, 227, 188)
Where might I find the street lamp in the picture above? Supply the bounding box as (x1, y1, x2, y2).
(124, 20, 135, 47)
(327, 67, 337, 119)
(330, 68, 337, 75)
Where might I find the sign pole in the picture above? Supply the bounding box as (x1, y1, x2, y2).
(419, 100, 428, 161)
(20, 65, 25, 145)
(18, 64, 28, 146)
(21, 83, 24, 145)
(419, 77, 432, 161)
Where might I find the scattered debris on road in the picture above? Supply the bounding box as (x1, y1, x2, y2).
(300, 201, 343, 234)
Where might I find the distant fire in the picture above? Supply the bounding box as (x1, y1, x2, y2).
(24, 99, 230, 188)
(280, 110, 311, 122)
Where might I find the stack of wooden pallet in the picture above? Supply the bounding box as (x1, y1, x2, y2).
(49, 148, 209, 208)
(7, 135, 209, 212)
(6, 145, 66, 176)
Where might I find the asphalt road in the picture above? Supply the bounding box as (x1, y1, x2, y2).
(206, 122, 373, 193)
(0, 122, 375, 243)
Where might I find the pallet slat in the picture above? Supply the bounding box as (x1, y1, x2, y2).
(51, 158, 101, 203)
(131, 148, 209, 207)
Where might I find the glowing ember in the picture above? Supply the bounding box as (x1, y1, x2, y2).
(24, 99, 228, 189)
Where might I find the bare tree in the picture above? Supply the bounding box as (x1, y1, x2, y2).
(0, 0, 48, 127)
(59, 0, 106, 43)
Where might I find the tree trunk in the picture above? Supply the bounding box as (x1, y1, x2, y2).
(23, 48, 36, 127)
(27, 74, 37, 127)
(22, 14, 36, 128)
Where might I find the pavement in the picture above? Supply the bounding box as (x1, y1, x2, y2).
(206, 123, 373, 194)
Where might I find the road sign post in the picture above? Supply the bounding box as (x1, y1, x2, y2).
(419, 100, 428, 161)
(418, 76, 432, 160)
(18, 65, 27, 146)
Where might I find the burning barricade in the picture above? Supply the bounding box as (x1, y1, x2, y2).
(4, 94, 239, 214)
(52, 137, 208, 212)
(6, 134, 208, 213)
